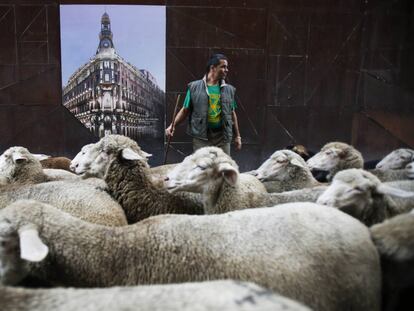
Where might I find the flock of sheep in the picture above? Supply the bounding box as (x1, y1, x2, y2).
(0, 135, 413, 311)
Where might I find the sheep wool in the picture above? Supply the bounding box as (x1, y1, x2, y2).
(0, 199, 380, 311)
(166, 147, 324, 214)
(104, 150, 204, 223)
(317, 169, 414, 226)
(0, 280, 312, 311)
(307, 142, 363, 181)
(0, 180, 127, 226)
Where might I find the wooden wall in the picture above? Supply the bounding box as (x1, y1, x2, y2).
(0, 0, 412, 170)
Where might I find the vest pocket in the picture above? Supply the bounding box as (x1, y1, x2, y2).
(190, 116, 206, 137)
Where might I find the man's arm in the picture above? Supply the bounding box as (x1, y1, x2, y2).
(165, 107, 190, 137)
(232, 110, 242, 151)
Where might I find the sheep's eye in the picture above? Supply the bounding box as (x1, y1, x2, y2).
(276, 159, 286, 164)
(325, 151, 332, 155)
(196, 165, 206, 171)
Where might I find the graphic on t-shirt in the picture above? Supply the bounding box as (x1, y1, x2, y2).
(208, 92, 222, 128)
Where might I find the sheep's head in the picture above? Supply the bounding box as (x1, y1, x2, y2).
(165, 146, 239, 193)
(70, 143, 97, 175)
(406, 161, 414, 179)
(376, 148, 414, 170)
(71, 135, 151, 178)
(317, 169, 414, 225)
(252, 150, 308, 182)
(307, 142, 363, 179)
(0, 146, 47, 183)
(0, 218, 48, 285)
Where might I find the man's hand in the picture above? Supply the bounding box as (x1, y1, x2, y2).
(234, 136, 242, 151)
(165, 124, 175, 137)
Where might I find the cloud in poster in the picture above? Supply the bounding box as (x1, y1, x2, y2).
(60, 5, 165, 91)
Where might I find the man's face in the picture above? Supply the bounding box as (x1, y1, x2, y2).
(211, 59, 229, 80)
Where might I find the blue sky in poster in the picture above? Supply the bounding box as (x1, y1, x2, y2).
(60, 5, 165, 91)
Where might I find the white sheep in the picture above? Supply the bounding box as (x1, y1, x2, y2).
(0, 146, 78, 185)
(305, 142, 409, 182)
(369, 168, 409, 182)
(0, 180, 126, 226)
(249, 150, 322, 192)
(150, 163, 178, 177)
(370, 211, 414, 311)
(384, 179, 414, 192)
(0, 280, 312, 311)
(69, 143, 95, 174)
(406, 161, 414, 179)
(317, 169, 414, 226)
(70, 135, 151, 178)
(306, 142, 364, 181)
(0, 199, 380, 311)
(166, 147, 324, 214)
(376, 148, 414, 170)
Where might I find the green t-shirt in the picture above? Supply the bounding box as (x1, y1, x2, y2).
(183, 85, 237, 129)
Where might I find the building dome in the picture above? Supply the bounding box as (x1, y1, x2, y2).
(101, 12, 110, 24)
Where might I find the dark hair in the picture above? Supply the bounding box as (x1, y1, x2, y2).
(206, 53, 228, 74)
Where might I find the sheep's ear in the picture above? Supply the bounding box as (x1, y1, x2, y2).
(121, 148, 145, 161)
(18, 226, 48, 262)
(32, 154, 51, 161)
(218, 162, 238, 186)
(245, 170, 258, 176)
(376, 184, 414, 198)
(290, 158, 304, 168)
(141, 151, 152, 158)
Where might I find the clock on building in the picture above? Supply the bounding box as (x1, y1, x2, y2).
(102, 39, 110, 48)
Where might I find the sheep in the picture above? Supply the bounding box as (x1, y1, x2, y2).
(384, 179, 414, 192)
(69, 143, 96, 175)
(0, 146, 53, 185)
(70, 135, 151, 178)
(40, 156, 72, 171)
(0, 199, 381, 311)
(306, 142, 364, 181)
(316, 169, 414, 226)
(369, 168, 409, 182)
(376, 148, 414, 170)
(370, 211, 414, 311)
(99, 148, 204, 223)
(0, 280, 312, 311)
(249, 150, 322, 193)
(150, 163, 178, 177)
(0, 146, 78, 186)
(0, 181, 126, 226)
(406, 161, 414, 179)
(166, 147, 327, 214)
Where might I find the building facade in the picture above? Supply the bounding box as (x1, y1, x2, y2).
(62, 12, 164, 140)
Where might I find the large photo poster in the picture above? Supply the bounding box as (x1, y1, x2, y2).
(60, 5, 165, 163)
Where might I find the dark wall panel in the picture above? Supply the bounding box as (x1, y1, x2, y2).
(0, 0, 412, 170)
(0, 2, 97, 157)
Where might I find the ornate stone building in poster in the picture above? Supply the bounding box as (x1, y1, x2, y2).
(62, 12, 164, 140)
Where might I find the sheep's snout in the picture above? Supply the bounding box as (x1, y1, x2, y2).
(406, 163, 414, 179)
(69, 163, 78, 172)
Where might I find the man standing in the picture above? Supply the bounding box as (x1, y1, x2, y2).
(165, 53, 242, 155)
